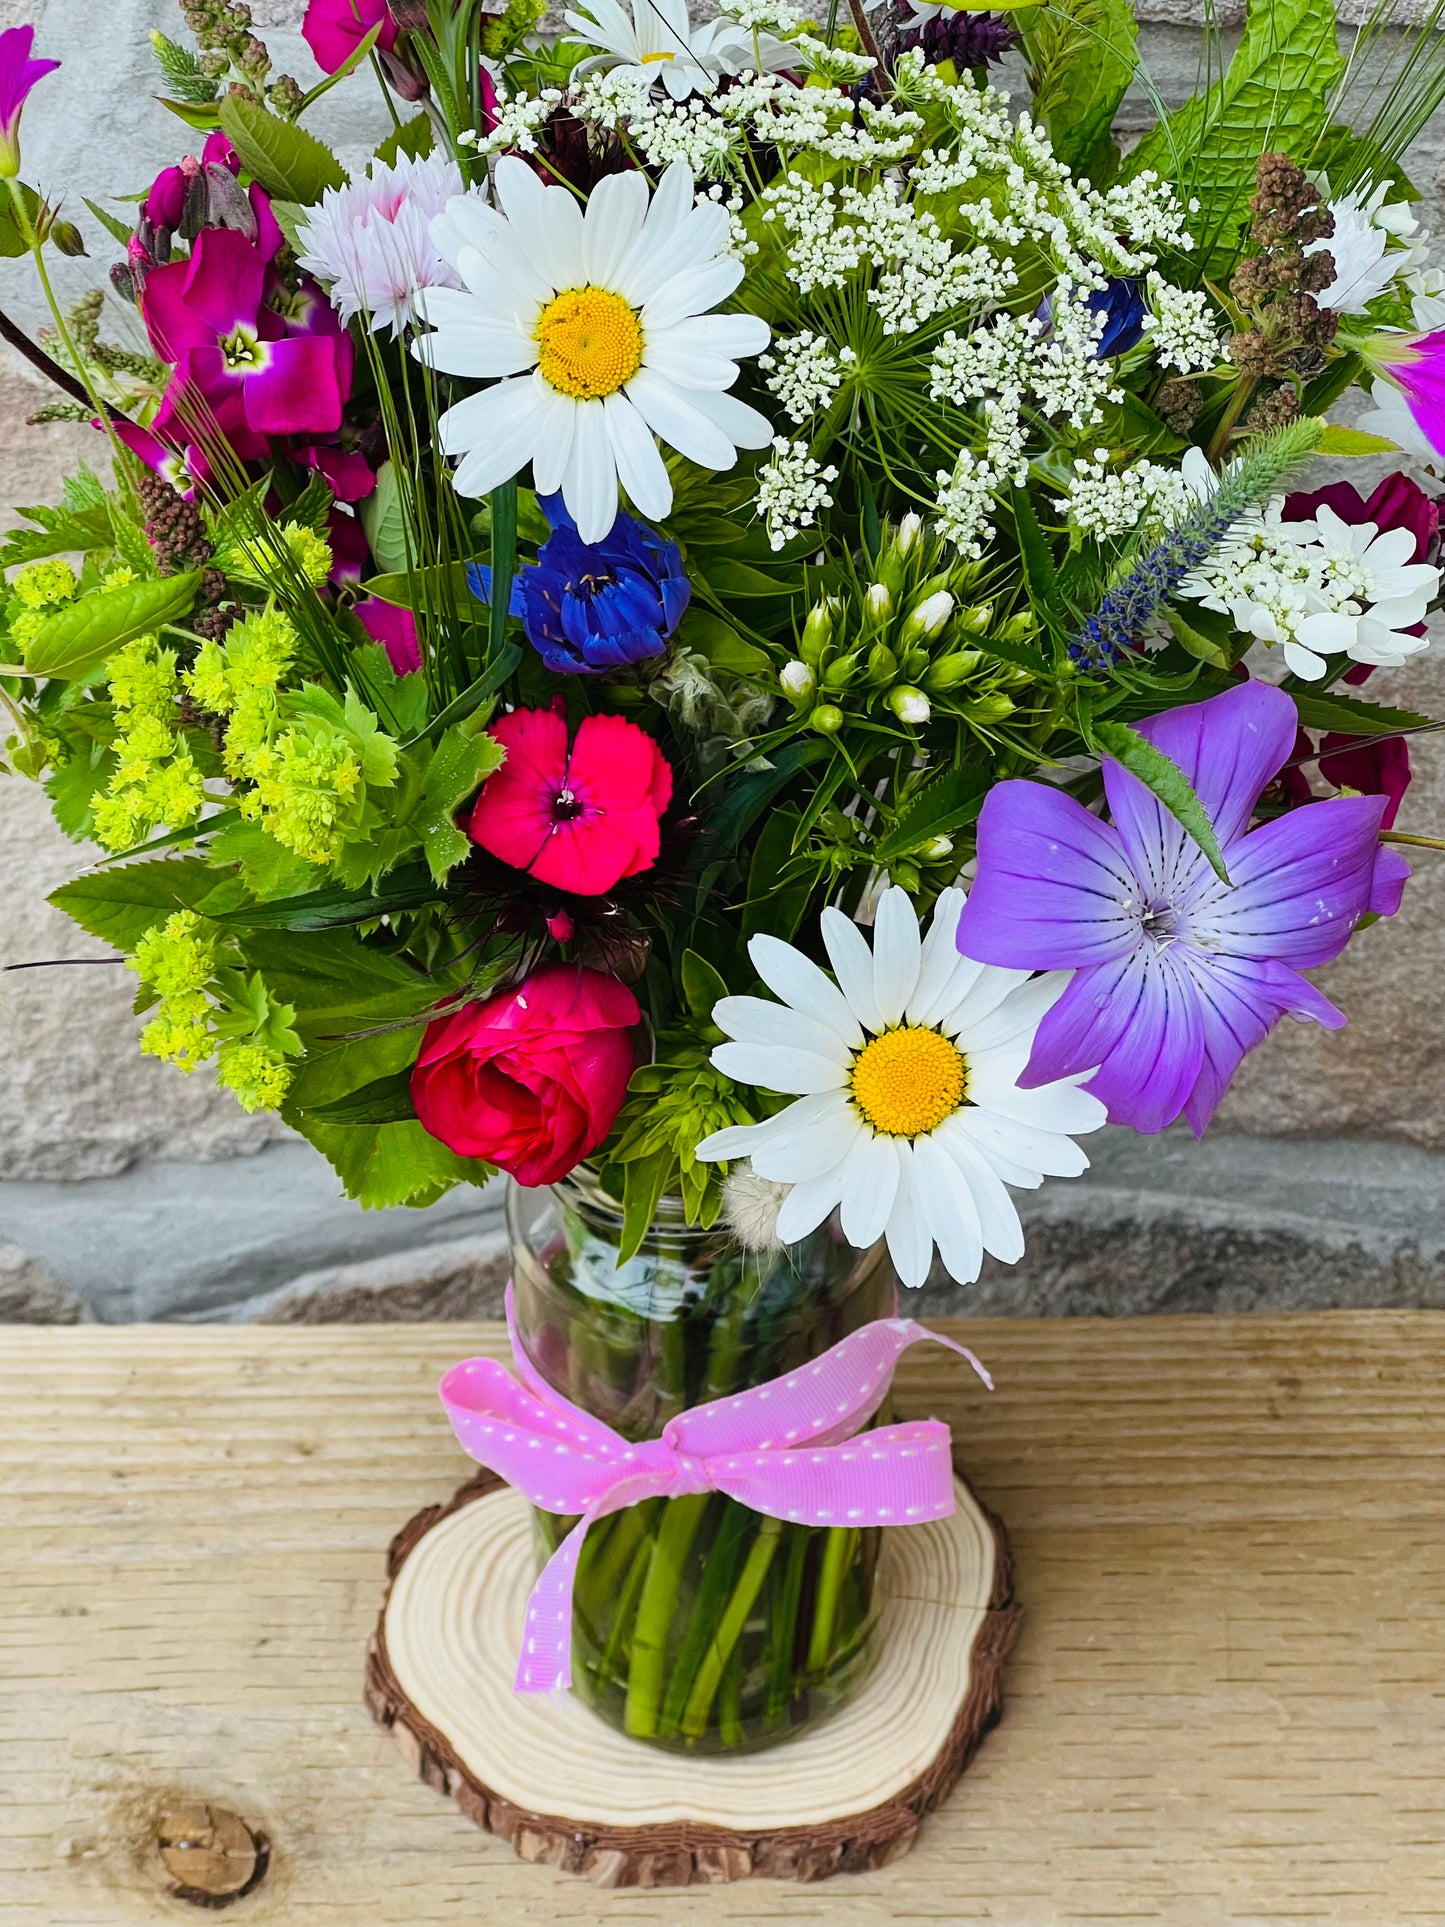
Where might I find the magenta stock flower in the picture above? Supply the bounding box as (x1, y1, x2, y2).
(144, 132, 284, 262)
(303, 0, 397, 73)
(955, 681, 1410, 1137)
(0, 26, 59, 179)
(1365, 330, 1445, 458)
(142, 226, 353, 458)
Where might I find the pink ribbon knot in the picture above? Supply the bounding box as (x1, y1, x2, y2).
(439, 1288, 992, 1694)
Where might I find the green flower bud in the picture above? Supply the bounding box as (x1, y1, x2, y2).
(50, 221, 86, 257)
(923, 650, 983, 691)
(810, 703, 845, 735)
(886, 684, 931, 725)
(861, 582, 892, 632)
(900, 646, 928, 680)
(959, 602, 994, 635)
(919, 835, 955, 861)
(999, 611, 1038, 643)
(779, 659, 815, 702)
(865, 642, 897, 684)
(799, 597, 838, 667)
(822, 650, 861, 690)
(962, 693, 1016, 724)
(900, 589, 953, 646)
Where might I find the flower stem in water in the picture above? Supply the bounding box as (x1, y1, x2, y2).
(624, 1492, 711, 1737)
(680, 1515, 784, 1742)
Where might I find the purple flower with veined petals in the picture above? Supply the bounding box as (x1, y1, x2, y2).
(0, 26, 58, 179)
(954, 681, 1411, 1137)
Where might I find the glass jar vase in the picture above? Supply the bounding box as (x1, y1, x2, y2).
(507, 1170, 895, 1754)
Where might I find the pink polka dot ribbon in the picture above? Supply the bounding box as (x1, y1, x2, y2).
(438, 1286, 993, 1694)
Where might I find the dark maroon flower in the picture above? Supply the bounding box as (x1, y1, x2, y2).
(1285, 472, 1439, 565)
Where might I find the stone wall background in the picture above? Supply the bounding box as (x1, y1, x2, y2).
(0, 0, 1440, 1319)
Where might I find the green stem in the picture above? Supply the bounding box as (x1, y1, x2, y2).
(719, 1640, 745, 1751)
(765, 1526, 810, 1729)
(657, 1499, 749, 1738)
(680, 1516, 783, 1743)
(598, 1520, 657, 1681)
(487, 480, 517, 670)
(806, 1527, 858, 1674)
(624, 1492, 711, 1738)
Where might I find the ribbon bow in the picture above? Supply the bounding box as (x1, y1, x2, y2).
(439, 1288, 992, 1693)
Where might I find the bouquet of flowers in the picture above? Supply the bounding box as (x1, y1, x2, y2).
(2, 0, 1442, 1750)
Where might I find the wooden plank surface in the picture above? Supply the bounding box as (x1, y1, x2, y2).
(1, 1313, 1442, 1925)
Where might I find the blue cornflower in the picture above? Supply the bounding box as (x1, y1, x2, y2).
(1039, 278, 1146, 358)
(468, 496, 691, 675)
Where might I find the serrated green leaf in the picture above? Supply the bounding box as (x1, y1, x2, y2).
(1289, 689, 1432, 737)
(48, 855, 224, 951)
(217, 94, 345, 204)
(1094, 719, 1231, 884)
(1125, 0, 1344, 278)
(872, 765, 990, 864)
(24, 571, 201, 681)
(83, 197, 136, 248)
(1009, 485, 1066, 634)
(290, 1111, 494, 1209)
(1315, 424, 1402, 457)
(375, 115, 435, 166)
(158, 95, 224, 131)
(419, 727, 505, 882)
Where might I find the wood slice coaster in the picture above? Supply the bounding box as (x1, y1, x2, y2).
(366, 1464, 1019, 1888)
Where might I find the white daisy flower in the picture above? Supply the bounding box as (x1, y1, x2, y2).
(1290, 503, 1437, 676)
(414, 157, 773, 542)
(695, 888, 1107, 1289)
(566, 0, 795, 99)
(1305, 183, 1427, 316)
(295, 150, 477, 339)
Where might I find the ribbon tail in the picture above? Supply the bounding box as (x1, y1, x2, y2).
(918, 1323, 994, 1392)
(514, 1508, 597, 1694)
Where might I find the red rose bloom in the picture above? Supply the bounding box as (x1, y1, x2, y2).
(411, 965, 640, 1186)
(468, 706, 673, 896)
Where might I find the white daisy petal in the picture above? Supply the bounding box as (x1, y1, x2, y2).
(821, 907, 886, 1035)
(561, 400, 618, 543)
(886, 1145, 935, 1289)
(775, 1168, 850, 1244)
(913, 1134, 984, 1286)
(675, 384, 774, 450)
(840, 1134, 901, 1250)
(957, 1109, 1092, 1182)
(442, 379, 542, 493)
(602, 391, 672, 522)
(642, 257, 745, 332)
(530, 386, 579, 498)
(713, 995, 853, 1067)
(967, 1075, 1108, 1136)
(623, 367, 737, 469)
(872, 887, 922, 1026)
(906, 888, 967, 1026)
(581, 167, 650, 285)
(492, 156, 583, 290)
(746, 933, 864, 1048)
(953, 971, 1070, 1055)
(695, 1092, 841, 1164)
(710, 1042, 848, 1096)
(939, 963, 1033, 1035)
(748, 1102, 864, 1184)
(641, 333, 741, 392)
(935, 1118, 1025, 1264)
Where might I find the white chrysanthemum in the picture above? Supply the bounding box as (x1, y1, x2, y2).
(295, 152, 477, 339)
(1290, 504, 1437, 673)
(695, 888, 1107, 1289)
(414, 157, 773, 542)
(565, 0, 792, 100)
(1305, 183, 1427, 315)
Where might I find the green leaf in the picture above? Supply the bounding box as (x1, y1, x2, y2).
(83, 197, 136, 248)
(619, 1149, 674, 1265)
(361, 561, 474, 611)
(488, 480, 518, 669)
(291, 1112, 494, 1209)
(677, 606, 771, 678)
(158, 96, 223, 131)
(24, 572, 201, 681)
(1009, 486, 1066, 634)
(1314, 424, 1402, 457)
(217, 94, 345, 204)
(47, 856, 224, 951)
(295, 21, 380, 113)
(1163, 604, 1231, 669)
(209, 862, 442, 930)
(358, 462, 412, 577)
(872, 765, 990, 864)
(1020, 0, 1137, 177)
(1093, 720, 1231, 884)
(301, 1068, 416, 1125)
(0, 184, 43, 258)
(1125, 0, 1345, 278)
(1289, 689, 1432, 737)
(375, 115, 435, 167)
(418, 726, 506, 883)
(681, 949, 728, 1025)
(400, 643, 520, 748)
(701, 558, 802, 599)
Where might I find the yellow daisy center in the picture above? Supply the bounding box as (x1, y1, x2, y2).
(850, 1025, 966, 1139)
(535, 285, 644, 401)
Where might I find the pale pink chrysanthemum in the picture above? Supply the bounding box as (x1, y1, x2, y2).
(296, 150, 479, 339)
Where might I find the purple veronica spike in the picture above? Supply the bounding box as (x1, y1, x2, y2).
(955, 680, 1411, 1136)
(0, 26, 58, 178)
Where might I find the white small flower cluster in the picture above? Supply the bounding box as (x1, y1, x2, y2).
(720, 0, 804, 27)
(792, 33, 874, 82)
(932, 406, 1029, 559)
(756, 437, 838, 549)
(1055, 453, 1189, 540)
(1180, 501, 1439, 679)
(1142, 275, 1220, 373)
(575, 71, 743, 176)
(724, 73, 923, 164)
(758, 331, 847, 422)
(469, 87, 562, 156)
(931, 291, 1121, 431)
(697, 181, 757, 259)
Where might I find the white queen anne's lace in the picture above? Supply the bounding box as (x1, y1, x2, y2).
(1142, 274, 1221, 374)
(756, 437, 838, 549)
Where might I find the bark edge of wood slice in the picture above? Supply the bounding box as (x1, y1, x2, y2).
(365, 1462, 1019, 1888)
